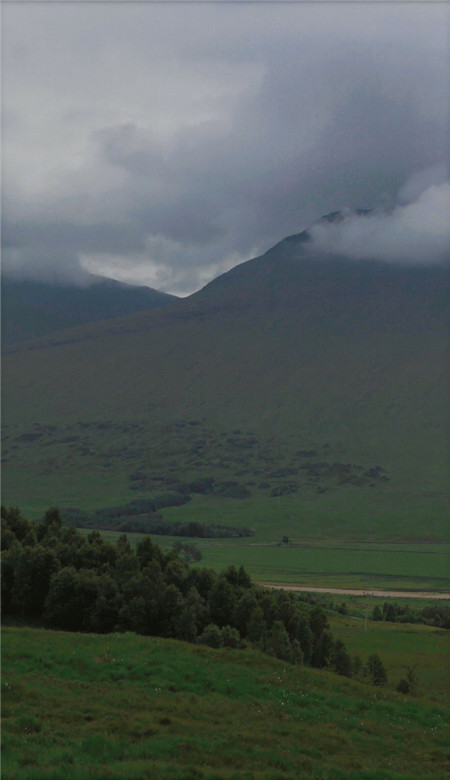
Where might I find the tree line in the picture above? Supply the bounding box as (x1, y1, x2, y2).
(372, 601, 449, 629)
(61, 501, 254, 538)
(1, 505, 385, 682)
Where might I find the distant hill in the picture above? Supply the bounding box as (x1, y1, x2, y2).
(2, 220, 448, 540)
(1, 275, 176, 347)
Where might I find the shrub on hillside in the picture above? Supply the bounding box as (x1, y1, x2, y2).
(367, 654, 388, 686)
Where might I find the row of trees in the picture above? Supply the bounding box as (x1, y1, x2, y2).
(372, 601, 449, 629)
(62, 502, 254, 538)
(1, 505, 385, 682)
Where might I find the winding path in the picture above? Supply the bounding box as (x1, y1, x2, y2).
(258, 583, 450, 600)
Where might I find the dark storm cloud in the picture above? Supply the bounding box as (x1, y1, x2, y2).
(2, 3, 448, 294)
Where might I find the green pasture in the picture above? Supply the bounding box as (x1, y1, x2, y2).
(2, 626, 449, 779)
(157, 491, 450, 545)
(2, 398, 449, 546)
(185, 540, 450, 592)
(77, 528, 450, 592)
(328, 613, 450, 706)
(3, 460, 449, 545)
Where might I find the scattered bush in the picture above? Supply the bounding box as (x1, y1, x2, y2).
(396, 679, 410, 694)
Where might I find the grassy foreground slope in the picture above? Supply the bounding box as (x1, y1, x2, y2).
(2, 233, 448, 541)
(2, 626, 449, 779)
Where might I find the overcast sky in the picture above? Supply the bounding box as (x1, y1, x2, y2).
(2, 2, 449, 295)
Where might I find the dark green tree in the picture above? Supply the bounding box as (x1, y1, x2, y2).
(312, 629, 334, 668)
(247, 606, 267, 647)
(396, 678, 410, 694)
(232, 591, 258, 637)
(198, 623, 223, 648)
(1, 505, 34, 545)
(310, 605, 329, 639)
(367, 654, 388, 685)
(275, 590, 296, 628)
(385, 604, 396, 622)
(11, 544, 60, 617)
(90, 577, 122, 633)
(237, 564, 252, 589)
(223, 565, 239, 587)
(119, 596, 149, 634)
(37, 507, 62, 542)
(209, 577, 237, 627)
(174, 602, 198, 643)
(372, 605, 383, 621)
(43, 567, 99, 631)
(182, 586, 209, 637)
(221, 625, 241, 648)
(267, 620, 293, 663)
(332, 640, 352, 677)
(258, 591, 277, 630)
(297, 618, 313, 664)
(114, 548, 140, 586)
(1, 548, 16, 613)
(292, 638, 303, 665)
(160, 584, 184, 637)
(189, 567, 216, 600)
(136, 536, 161, 569)
(165, 558, 189, 593)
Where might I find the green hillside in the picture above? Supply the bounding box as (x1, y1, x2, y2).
(2, 230, 449, 545)
(2, 625, 448, 779)
(1, 275, 176, 347)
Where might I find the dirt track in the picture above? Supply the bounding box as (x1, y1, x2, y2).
(258, 583, 450, 600)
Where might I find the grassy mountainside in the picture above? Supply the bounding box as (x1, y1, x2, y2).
(1, 275, 176, 347)
(2, 230, 449, 541)
(2, 625, 449, 779)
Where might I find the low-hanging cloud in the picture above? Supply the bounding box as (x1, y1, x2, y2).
(306, 177, 450, 265)
(2, 3, 449, 292)
(1, 245, 92, 286)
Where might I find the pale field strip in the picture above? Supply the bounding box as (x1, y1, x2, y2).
(259, 584, 450, 599)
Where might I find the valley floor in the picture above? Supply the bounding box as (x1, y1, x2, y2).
(83, 530, 450, 594)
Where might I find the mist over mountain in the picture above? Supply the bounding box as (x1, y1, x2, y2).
(1, 274, 177, 347)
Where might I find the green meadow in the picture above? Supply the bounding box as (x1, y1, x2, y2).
(2, 625, 449, 780)
(2, 418, 448, 547)
(328, 613, 450, 706)
(4, 418, 449, 591)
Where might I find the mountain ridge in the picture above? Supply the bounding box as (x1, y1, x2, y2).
(2, 219, 448, 538)
(1, 273, 177, 347)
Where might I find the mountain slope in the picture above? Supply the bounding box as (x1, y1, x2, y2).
(1, 274, 177, 347)
(2, 225, 448, 538)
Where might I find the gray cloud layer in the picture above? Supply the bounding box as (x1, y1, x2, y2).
(2, 3, 449, 293)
